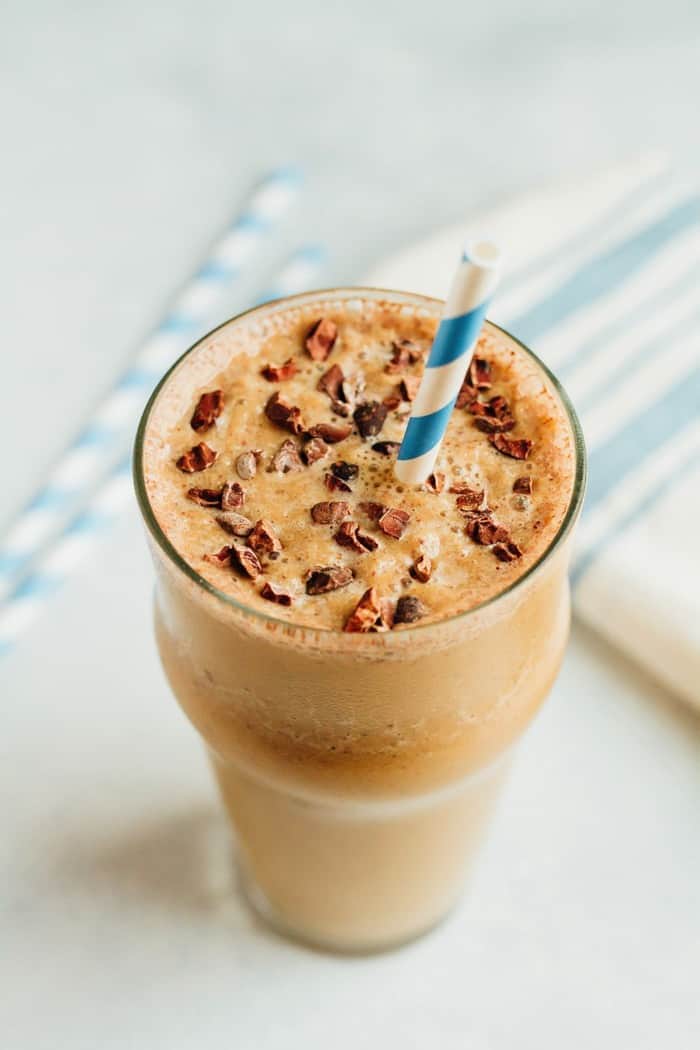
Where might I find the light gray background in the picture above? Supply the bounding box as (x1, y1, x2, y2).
(2, 3, 699, 1048)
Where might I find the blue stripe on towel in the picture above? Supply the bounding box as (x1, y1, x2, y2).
(557, 259, 700, 380)
(508, 196, 700, 343)
(499, 168, 671, 296)
(572, 440, 700, 586)
(584, 363, 700, 512)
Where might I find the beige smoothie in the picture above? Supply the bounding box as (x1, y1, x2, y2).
(135, 289, 584, 952)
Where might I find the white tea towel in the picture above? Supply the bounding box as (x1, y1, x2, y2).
(366, 154, 700, 710)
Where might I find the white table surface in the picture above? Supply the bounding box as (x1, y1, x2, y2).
(2, 2, 699, 1047)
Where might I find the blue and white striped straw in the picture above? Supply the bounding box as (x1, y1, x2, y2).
(0, 242, 328, 656)
(0, 167, 303, 601)
(396, 239, 502, 484)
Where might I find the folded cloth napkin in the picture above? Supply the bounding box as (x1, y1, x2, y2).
(366, 154, 700, 710)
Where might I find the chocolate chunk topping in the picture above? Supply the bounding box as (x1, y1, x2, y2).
(186, 487, 223, 507)
(265, 392, 305, 434)
(176, 442, 218, 473)
(359, 501, 387, 522)
(203, 545, 232, 566)
(513, 476, 533, 494)
(268, 439, 304, 473)
(343, 587, 392, 633)
(468, 357, 492, 390)
(378, 507, 410, 539)
(493, 541, 523, 562)
(310, 501, 350, 524)
(261, 357, 298, 382)
(317, 363, 358, 417)
(231, 544, 263, 579)
(454, 488, 485, 511)
(410, 554, 432, 582)
(399, 375, 421, 402)
(334, 521, 379, 553)
(190, 390, 224, 433)
(331, 460, 359, 482)
(394, 595, 426, 625)
(260, 582, 293, 606)
(371, 440, 400, 457)
(235, 449, 262, 480)
(385, 340, 423, 374)
(248, 519, 282, 559)
(216, 511, 254, 537)
(465, 515, 510, 546)
(324, 472, 352, 493)
(490, 434, 533, 459)
(306, 421, 353, 444)
(474, 415, 516, 434)
(353, 400, 388, 439)
(302, 436, 329, 465)
(456, 379, 477, 409)
(305, 318, 338, 361)
(220, 481, 245, 510)
(425, 472, 445, 494)
(305, 565, 354, 595)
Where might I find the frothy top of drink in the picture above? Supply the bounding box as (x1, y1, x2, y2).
(141, 293, 578, 631)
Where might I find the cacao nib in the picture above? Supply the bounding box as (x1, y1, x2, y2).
(353, 400, 388, 439)
(231, 545, 263, 579)
(344, 587, 391, 633)
(305, 317, 338, 361)
(305, 565, 354, 595)
(186, 487, 223, 507)
(513, 476, 533, 494)
(302, 436, 329, 465)
(378, 507, 410, 539)
(453, 487, 485, 511)
(359, 501, 387, 522)
(331, 461, 359, 482)
(410, 554, 432, 582)
(190, 390, 224, 433)
(465, 516, 510, 546)
(203, 545, 232, 566)
(268, 439, 304, 473)
(216, 511, 254, 537)
(265, 392, 304, 434)
(468, 357, 492, 389)
(220, 481, 245, 510)
(306, 421, 353, 444)
(248, 519, 282, 559)
(310, 501, 350, 524)
(261, 357, 298, 382)
(371, 440, 400, 456)
(235, 449, 262, 480)
(324, 472, 352, 493)
(399, 375, 421, 402)
(176, 442, 218, 473)
(490, 434, 533, 459)
(260, 582, 293, 606)
(394, 595, 426, 625)
(334, 521, 379, 553)
(425, 472, 445, 494)
(493, 541, 523, 562)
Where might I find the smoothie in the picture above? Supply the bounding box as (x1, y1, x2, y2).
(135, 288, 584, 951)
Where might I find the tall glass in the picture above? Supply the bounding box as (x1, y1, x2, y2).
(134, 289, 586, 953)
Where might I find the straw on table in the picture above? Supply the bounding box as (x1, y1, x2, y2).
(395, 239, 502, 484)
(0, 243, 328, 656)
(0, 168, 303, 601)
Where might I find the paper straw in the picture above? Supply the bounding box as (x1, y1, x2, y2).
(0, 242, 328, 656)
(395, 239, 502, 484)
(0, 168, 303, 601)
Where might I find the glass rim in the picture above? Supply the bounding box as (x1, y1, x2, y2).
(133, 286, 587, 637)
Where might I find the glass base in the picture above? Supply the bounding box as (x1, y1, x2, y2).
(237, 855, 459, 955)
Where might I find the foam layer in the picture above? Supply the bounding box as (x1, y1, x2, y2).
(142, 295, 576, 630)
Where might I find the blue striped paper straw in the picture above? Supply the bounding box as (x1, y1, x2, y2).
(0, 242, 328, 656)
(0, 167, 303, 602)
(395, 239, 502, 484)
